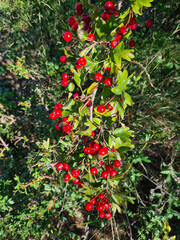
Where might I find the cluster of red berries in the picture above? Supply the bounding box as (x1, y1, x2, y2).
(101, 1, 118, 22)
(94, 72, 113, 87)
(85, 193, 112, 219)
(49, 103, 62, 120)
(56, 162, 82, 187)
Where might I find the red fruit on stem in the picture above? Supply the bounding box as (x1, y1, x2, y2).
(54, 103, 61, 110)
(75, 3, 82, 11)
(62, 73, 69, 80)
(90, 149, 96, 156)
(55, 125, 60, 130)
(99, 211, 105, 218)
(72, 178, 79, 183)
(116, 32, 123, 41)
(82, 15, 91, 24)
(63, 173, 71, 181)
(87, 34, 95, 42)
(110, 40, 118, 48)
(101, 12, 110, 21)
(119, 26, 126, 34)
(73, 93, 79, 99)
(68, 16, 76, 26)
(107, 103, 113, 110)
(99, 161, 103, 166)
(91, 131, 96, 137)
(97, 105, 106, 113)
(101, 171, 108, 179)
(63, 163, 70, 171)
(105, 212, 112, 219)
(113, 160, 121, 167)
(83, 23, 90, 31)
(96, 204, 104, 211)
(62, 124, 71, 134)
(98, 194, 104, 199)
(110, 170, 117, 177)
(104, 203, 110, 210)
(94, 72, 103, 81)
(105, 67, 111, 72)
(56, 162, 64, 171)
(98, 147, 108, 156)
(55, 109, 62, 117)
(76, 9, 83, 16)
(109, 8, 118, 17)
(129, 40, 135, 47)
(90, 167, 97, 175)
(104, 1, 113, 10)
(90, 197, 96, 204)
(73, 22, 78, 31)
(71, 169, 80, 178)
(61, 79, 68, 86)
(49, 112, 56, 120)
(106, 164, 113, 173)
(60, 56, 67, 63)
(145, 19, 153, 27)
(78, 57, 87, 67)
(104, 78, 112, 86)
(84, 147, 91, 155)
(129, 18, 136, 25)
(63, 32, 72, 42)
(93, 143, 99, 151)
(85, 202, 93, 211)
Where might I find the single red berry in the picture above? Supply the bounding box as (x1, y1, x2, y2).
(60, 56, 67, 63)
(76, 9, 83, 16)
(145, 19, 153, 27)
(98, 147, 108, 156)
(94, 72, 103, 81)
(96, 204, 104, 212)
(62, 73, 69, 80)
(105, 67, 111, 72)
(104, 1, 113, 10)
(87, 34, 95, 42)
(63, 163, 70, 171)
(113, 160, 121, 167)
(116, 32, 123, 41)
(110, 170, 117, 177)
(119, 26, 126, 34)
(90, 167, 97, 175)
(84, 147, 91, 155)
(83, 23, 90, 31)
(109, 8, 118, 17)
(91, 131, 96, 137)
(97, 105, 106, 113)
(85, 202, 93, 211)
(101, 12, 110, 22)
(49, 112, 56, 120)
(72, 178, 79, 183)
(71, 169, 80, 178)
(152, 152, 156, 156)
(99, 161, 103, 166)
(77, 181, 82, 188)
(75, 3, 82, 11)
(98, 194, 104, 199)
(78, 57, 87, 67)
(82, 15, 91, 24)
(99, 211, 105, 218)
(90, 197, 96, 204)
(104, 78, 112, 86)
(129, 18, 136, 25)
(63, 173, 71, 181)
(63, 32, 73, 42)
(55, 109, 62, 117)
(54, 103, 61, 110)
(105, 212, 112, 219)
(75, 60, 82, 69)
(61, 79, 68, 86)
(73, 93, 79, 99)
(56, 162, 63, 171)
(111, 146, 116, 152)
(101, 171, 108, 179)
(107, 103, 113, 110)
(63, 117, 69, 123)
(89, 141, 94, 149)
(55, 124, 60, 130)
(93, 143, 99, 151)
(90, 149, 96, 156)
(106, 164, 113, 173)
(86, 26, 92, 33)
(82, 136, 88, 143)
(129, 40, 135, 47)
(68, 16, 76, 26)
(104, 203, 110, 210)
(110, 40, 118, 48)
(73, 22, 78, 31)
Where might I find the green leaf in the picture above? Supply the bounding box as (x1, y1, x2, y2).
(112, 194, 124, 204)
(131, 0, 153, 15)
(43, 138, 50, 150)
(68, 82, 75, 92)
(84, 188, 96, 196)
(87, 82, 98, 95)
(111, 202, 122, 214)
(114, 42, 134, 68)
(77, 28, 87, 41)
(113, 127, 134, 141)
(70, 67, 81, 87)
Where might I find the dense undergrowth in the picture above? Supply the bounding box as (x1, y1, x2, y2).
(0, 0, 179, 239)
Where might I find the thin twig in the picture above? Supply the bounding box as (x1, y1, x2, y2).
(123, 206, 133, 240)
(110, 218, 115, 240)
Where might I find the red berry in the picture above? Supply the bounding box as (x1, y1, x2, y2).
(129, 18, 136, 25)
(101, 171, 108, 179)
(85, 202, 93, 211)
(98, 194, 104, 199)
(97, 105, 106, 113)
(110, 170, 117, 177)
(110, 8, 118, 17)
(84, 147, 91, 155)
(54, 103, 61, 110)
(90, 197, 96, 204)
(63, 173, 71, 181)
(82, 15, 91, 24)
(63, 163, 70, 171)
(105, 212, 112, 219)
(73, 93, 79, 99)
(68, 16, 76, 26)
(90, 167, 97, 175)
(106, 164, 113, 173)
(104, 203, 110, 210)
(129, 40, 135, 47)
(94, 72, 103, 81)
(76, 9, 83, 16)
(63, 117, 69, 123)
(99, 211, 105, 218)
(119, 26, 126, 34)
(111, 146, 116, 152)
(75, 3, 82, 11)
(56, 162, 63, 171)
(75, 60, 82, 69)
(49, 112, 56, 120)
(99, 161, 103, 166)
(63, 32, 72, 42)
(73, 22, 78, 31)
(145, 19, 153, 27)
(62, 124, 71, 134)
(101, 12, 110, 22)
(107, 103, 113, 110)
(62, 73, 69, 80)
(86, 26, 92, 33)
(55, 109, 62, 117)
(113, 160, 121, 167)
(93, 143, 99, 151)
(55, 124, 60, 130)
(104, 1, 113, 10)
(87, 34, 95, 42)
(60, 56, 67, 63)
(83, 23, 90, 31)
(78, 57, 87, 67)
(90, 149, 96, 156)
(96, 204, 104, 212)
(116, 32, 123, 41)
(61, 79, 68, 86)
(72, 178, 79, 183)
(91, 131, 96, 137)
(104, 78, 112, 86)
(105, 67, 111, 72)
(71, 169, 80, 178)
(98, 147, 108, 156)
(110, 40, 118, 48)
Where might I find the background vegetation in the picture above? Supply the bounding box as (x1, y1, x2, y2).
(0, 0, 179, 239)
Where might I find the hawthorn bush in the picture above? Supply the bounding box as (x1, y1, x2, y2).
(0, 0, 179, 239)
